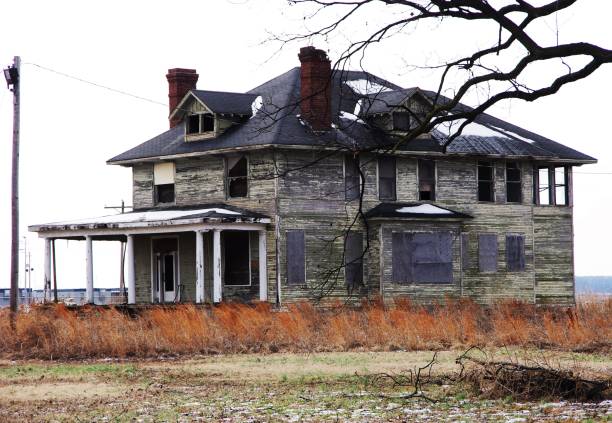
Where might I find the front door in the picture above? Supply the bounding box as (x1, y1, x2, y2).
(152, 238, 178, 303)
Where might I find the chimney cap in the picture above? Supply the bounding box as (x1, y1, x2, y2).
(166, 68, 198, 76)
(298, 46, 330, 63)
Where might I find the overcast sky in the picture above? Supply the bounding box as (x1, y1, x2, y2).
(1, 0, 610, 290)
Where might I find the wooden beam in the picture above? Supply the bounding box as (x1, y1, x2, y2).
(126, 235, 136, 304)
(195, 231, 205, 303)
(85, 235, 94, 304)
(213, 230, 222, 303)
(52, 239, 58, 303)
(43, 238, 51, 302)
(258, 230, 267, 302)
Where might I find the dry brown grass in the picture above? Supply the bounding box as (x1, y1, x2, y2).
(0, 297, 609, 359)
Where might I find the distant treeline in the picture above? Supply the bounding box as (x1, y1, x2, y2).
(576, 276, 612, 294)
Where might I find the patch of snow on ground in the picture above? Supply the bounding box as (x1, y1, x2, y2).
(437, 118, 510, 138)
(250, 96, 263, 118)
(396, 204, 453, 214)
(345, 79, 392, 95)
(339, 110, 366, 124)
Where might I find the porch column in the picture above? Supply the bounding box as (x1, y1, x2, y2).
(85, 235, 94, 304)
(195, 230, 205, 303)
(212, 229, 222, 303)
(258, 230, 268, 301)
(126, 235, 136, 304)
(43, 238, 52, 302)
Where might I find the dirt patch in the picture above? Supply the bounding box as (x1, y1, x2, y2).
(0, 382, 125, 401)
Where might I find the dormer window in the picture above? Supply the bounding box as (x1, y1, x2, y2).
(392, 111, 410, 131)
(187, 113, 215, 135)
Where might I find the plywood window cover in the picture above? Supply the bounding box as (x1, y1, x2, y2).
(392, 231, 453, 284)
(153, 162, 175, 185)
(286, 230, 306, 285)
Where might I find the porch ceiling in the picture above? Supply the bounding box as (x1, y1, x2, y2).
(28, 204, 270, 238)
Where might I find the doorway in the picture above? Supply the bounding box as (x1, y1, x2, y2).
(152, 238, 178, 302)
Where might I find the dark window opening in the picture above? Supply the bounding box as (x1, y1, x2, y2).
(286, 230, 305, 285)
(202, 113, 215, 132)
(477, 161, 494, 202)
(392, 232, 453, 284)
(345, 232, 363, 288)
(418, 159, 435, 201)
(506, 162, 522, 203)
(393, 111, 410, 131)
(378, 156, 396, 201)
(163, 255, 175, 291)
(345, 155, 361, 201)
(224, 231, 251, 286)
(227, 156, 248, 198)
(506, 234, 526, 272)
(155, 184, 175, 204)
(187, 115, 200, 134)
(478, 233, 498, 273)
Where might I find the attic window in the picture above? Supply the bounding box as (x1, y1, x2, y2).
(392, 111, 410, 131)
(226, 156, 248, 198)
(187, 113, 215, 135)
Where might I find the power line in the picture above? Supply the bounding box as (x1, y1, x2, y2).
(573, 171, 612, 175)
(24, 62, 167, 108)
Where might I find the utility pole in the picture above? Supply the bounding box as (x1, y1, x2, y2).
(4, 56, 20, 326)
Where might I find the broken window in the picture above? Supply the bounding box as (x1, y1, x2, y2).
(555, 167, 568, 206)
(418, 159, 435, 201)
(537, 166, 551, 205)
(506, 162, 522, 203)
(226, 156, 248, 198)
(478, 233, 498, 273)
(286, 230, 305, 285)
(477, 161, 494, 202)
(392, 111, 410, 131)
(345, 231, 363, 288)
(506, 234, 525, 272)
(345, 155, 361, 201)
(392, 232, 453, 284)
(534, 165, 570, 206)
(186, 113, 215, 134)
(378, 156, 396, 201)
(153, 162, 175, 204)
(224, 231, 251, 286)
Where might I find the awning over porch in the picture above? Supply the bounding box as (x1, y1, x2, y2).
(29, 204, 270, 236)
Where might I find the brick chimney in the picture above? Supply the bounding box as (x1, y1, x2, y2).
(298, 47, 331, 131)
(166, 68, 199, 128)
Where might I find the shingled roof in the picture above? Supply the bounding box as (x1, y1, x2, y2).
(108, 67, 596, 165)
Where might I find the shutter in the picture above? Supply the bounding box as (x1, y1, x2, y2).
(286, 230, 305, 284)
(392, 232, 412, 283)
(479, 234, 498, 272)
(506, 234, 525, 271)
(345, 232, 363, 287)
(461, 233, 470, 270)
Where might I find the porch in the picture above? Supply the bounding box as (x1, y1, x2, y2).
(28, 205, 271, 305)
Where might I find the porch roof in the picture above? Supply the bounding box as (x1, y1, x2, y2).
(29, 204, 270, 235)
(365, 202, 472, 220)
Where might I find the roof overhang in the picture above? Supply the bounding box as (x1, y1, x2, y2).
(29, 205, 271, 239)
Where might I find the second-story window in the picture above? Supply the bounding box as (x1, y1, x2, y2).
(392, 111, 410, 131)
(477, 161, 494, 202)
(226, 156, 248, 198)
(534, 165, 570, 206)
(506, 162, 522, 203)
(378, 156, 396, 201)
(345, 155, 361, 201)
(154, 162, 175, 204)
(418, 159, 435, 201)
(187, 113, 215, 135)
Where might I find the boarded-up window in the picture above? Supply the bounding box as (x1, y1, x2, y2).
(154, 162, 175, 204)
(477, 161, 494, 202)
(461, 233, 470, 270)
(506, 162, 522, 203)
(345, 232, 363, 287)
(392, 232, 453, 284)
(226, 156, 248, 198)
(286, 230, 305, 285)
(378, 156, 396, 201)
(418, 159, 436, 200)
(345, 155, 360, 201)
(506, 234, 525, 272)
(479, 234, 498, 273)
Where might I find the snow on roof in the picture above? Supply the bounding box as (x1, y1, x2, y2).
(250, 95, 263, 119)
(41, 208, 240, 227)
(345, 79, 392, 96)
(339, 110, 366, 124)
(489, 125, 536, 144)
(436, 118, 511, 139)
(396, 204, 453, 215)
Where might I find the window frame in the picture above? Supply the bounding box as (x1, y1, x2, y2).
(377, 156, 397, 201)
(225, 155, 249, 199)
(392, 111, 411, 131)
(533, 165, 571, 206)
(506, 233, 526, 272)
(505, 162, 522, 203)
(477, 161, 495, 203)
(344, 231, 364, 288)
(344, 154, 361, 201)
(417, 159, 436, 201)
(153, 162, 176, 205)
(186, 112, 217, 135)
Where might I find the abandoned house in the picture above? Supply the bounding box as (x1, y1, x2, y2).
(29, 46, 596, 306)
